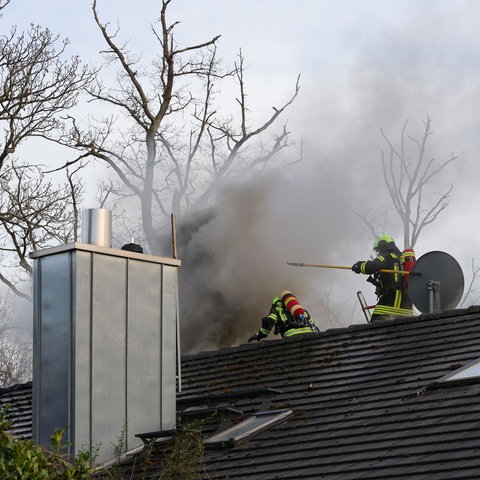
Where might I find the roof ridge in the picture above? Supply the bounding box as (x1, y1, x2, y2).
(181, 305, 480, 361)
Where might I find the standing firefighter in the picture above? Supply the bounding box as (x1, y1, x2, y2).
(248, 290, 318, 342)
(352, 235, 413, 321)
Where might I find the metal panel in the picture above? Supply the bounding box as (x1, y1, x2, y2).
(73, 250, 93, 454)
(32, 243, 179, 464)
(126, 260, 162, 450)
(161, 265, 178, 428)
(91, 253, 127, 461)
(33, 252, 72, 446)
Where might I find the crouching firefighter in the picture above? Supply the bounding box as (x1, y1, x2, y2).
(248, 290, 319, 342)
(351, 235, 413, 322)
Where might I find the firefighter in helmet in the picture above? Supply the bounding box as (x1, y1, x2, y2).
(352, 235, 413, 321)
(248, 290, 318, 342)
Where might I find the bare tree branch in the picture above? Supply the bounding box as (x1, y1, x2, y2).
(0, 24, 94, 170)
(66, 1, 300, 254)
(0, 162, 83, 299)
(0, 290, 31, 387)
(358, 116, 456, 250)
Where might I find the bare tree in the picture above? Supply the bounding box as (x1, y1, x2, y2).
(65, 0, 300, 254)
(0, 24, 94, 170)
(0, 11, 93, 300)
(0, 289, 31, 387)
(378, 116, 457, 249)
(0, 162, 84, 300)
(354, 117, 457, 250)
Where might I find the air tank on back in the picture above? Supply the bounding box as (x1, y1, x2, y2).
(280, 290, 306, 318)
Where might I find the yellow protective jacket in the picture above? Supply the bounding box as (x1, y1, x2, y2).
(358, 247, 413, 318)
(258, 297, 316, 338)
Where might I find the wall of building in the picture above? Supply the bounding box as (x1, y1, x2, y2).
(31, 243, 180, 463)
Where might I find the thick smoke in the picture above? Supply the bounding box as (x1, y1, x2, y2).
(131, 3, 480, 352)
(157, 2, 480, 353)
(172, 164, 362, 353)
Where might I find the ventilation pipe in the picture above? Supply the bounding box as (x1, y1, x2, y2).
(82, 208, 112, 247)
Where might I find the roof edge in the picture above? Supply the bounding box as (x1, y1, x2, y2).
(182, 305, 480, 361)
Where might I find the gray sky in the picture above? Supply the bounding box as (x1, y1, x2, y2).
(3, 0, 480, 349)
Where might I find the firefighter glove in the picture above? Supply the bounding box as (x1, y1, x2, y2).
(352, 261, 363, 274)
(248, 331, 266, 343)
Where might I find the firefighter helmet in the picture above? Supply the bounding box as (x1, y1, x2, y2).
(373, 234, 394, 251)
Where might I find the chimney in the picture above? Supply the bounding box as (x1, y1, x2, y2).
(31, 209, 181, 463)
(81, 208, 112, 247)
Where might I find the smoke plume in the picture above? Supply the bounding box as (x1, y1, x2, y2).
(162, 2, 480, 354)
(173, 164, 361, 353)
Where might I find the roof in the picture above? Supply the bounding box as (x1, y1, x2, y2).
(0, 381, 32, 440)
(4, 307, 480, 479)
(176, 306, 480, 479)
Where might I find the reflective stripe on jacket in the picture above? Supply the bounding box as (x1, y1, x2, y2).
(258, 297, 315, 338)
(372, 289, 413, 317)
(283, 326, 315, 337)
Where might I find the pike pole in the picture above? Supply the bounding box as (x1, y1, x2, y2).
(286, 262, 412, 275)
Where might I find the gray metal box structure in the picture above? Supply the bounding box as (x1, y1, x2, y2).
(31, 243, 181, 463)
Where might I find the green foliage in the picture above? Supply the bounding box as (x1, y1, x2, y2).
(160, 426, 206, 480)
(1, 408, 210, 479)
(101, 424, 126, 480)
(97, 424, 207, 480)
(0, 406, 95, 480)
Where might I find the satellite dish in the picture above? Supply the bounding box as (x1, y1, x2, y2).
(409, 251, 464, 314)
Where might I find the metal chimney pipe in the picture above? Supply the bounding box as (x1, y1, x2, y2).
(81, 208, 112, 247)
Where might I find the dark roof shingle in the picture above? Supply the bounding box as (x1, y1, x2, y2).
(177, 306, 480, 479)
(0, 381, 32, 440)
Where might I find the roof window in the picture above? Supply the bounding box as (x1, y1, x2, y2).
(205, 409, 292, 448)
(430, 358, 480, 388)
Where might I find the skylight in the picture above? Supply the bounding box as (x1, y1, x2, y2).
(205, 409, 292, 448)
(432, 358, 480, 387)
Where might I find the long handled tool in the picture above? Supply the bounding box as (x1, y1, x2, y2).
(286, 262, 412, 275)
